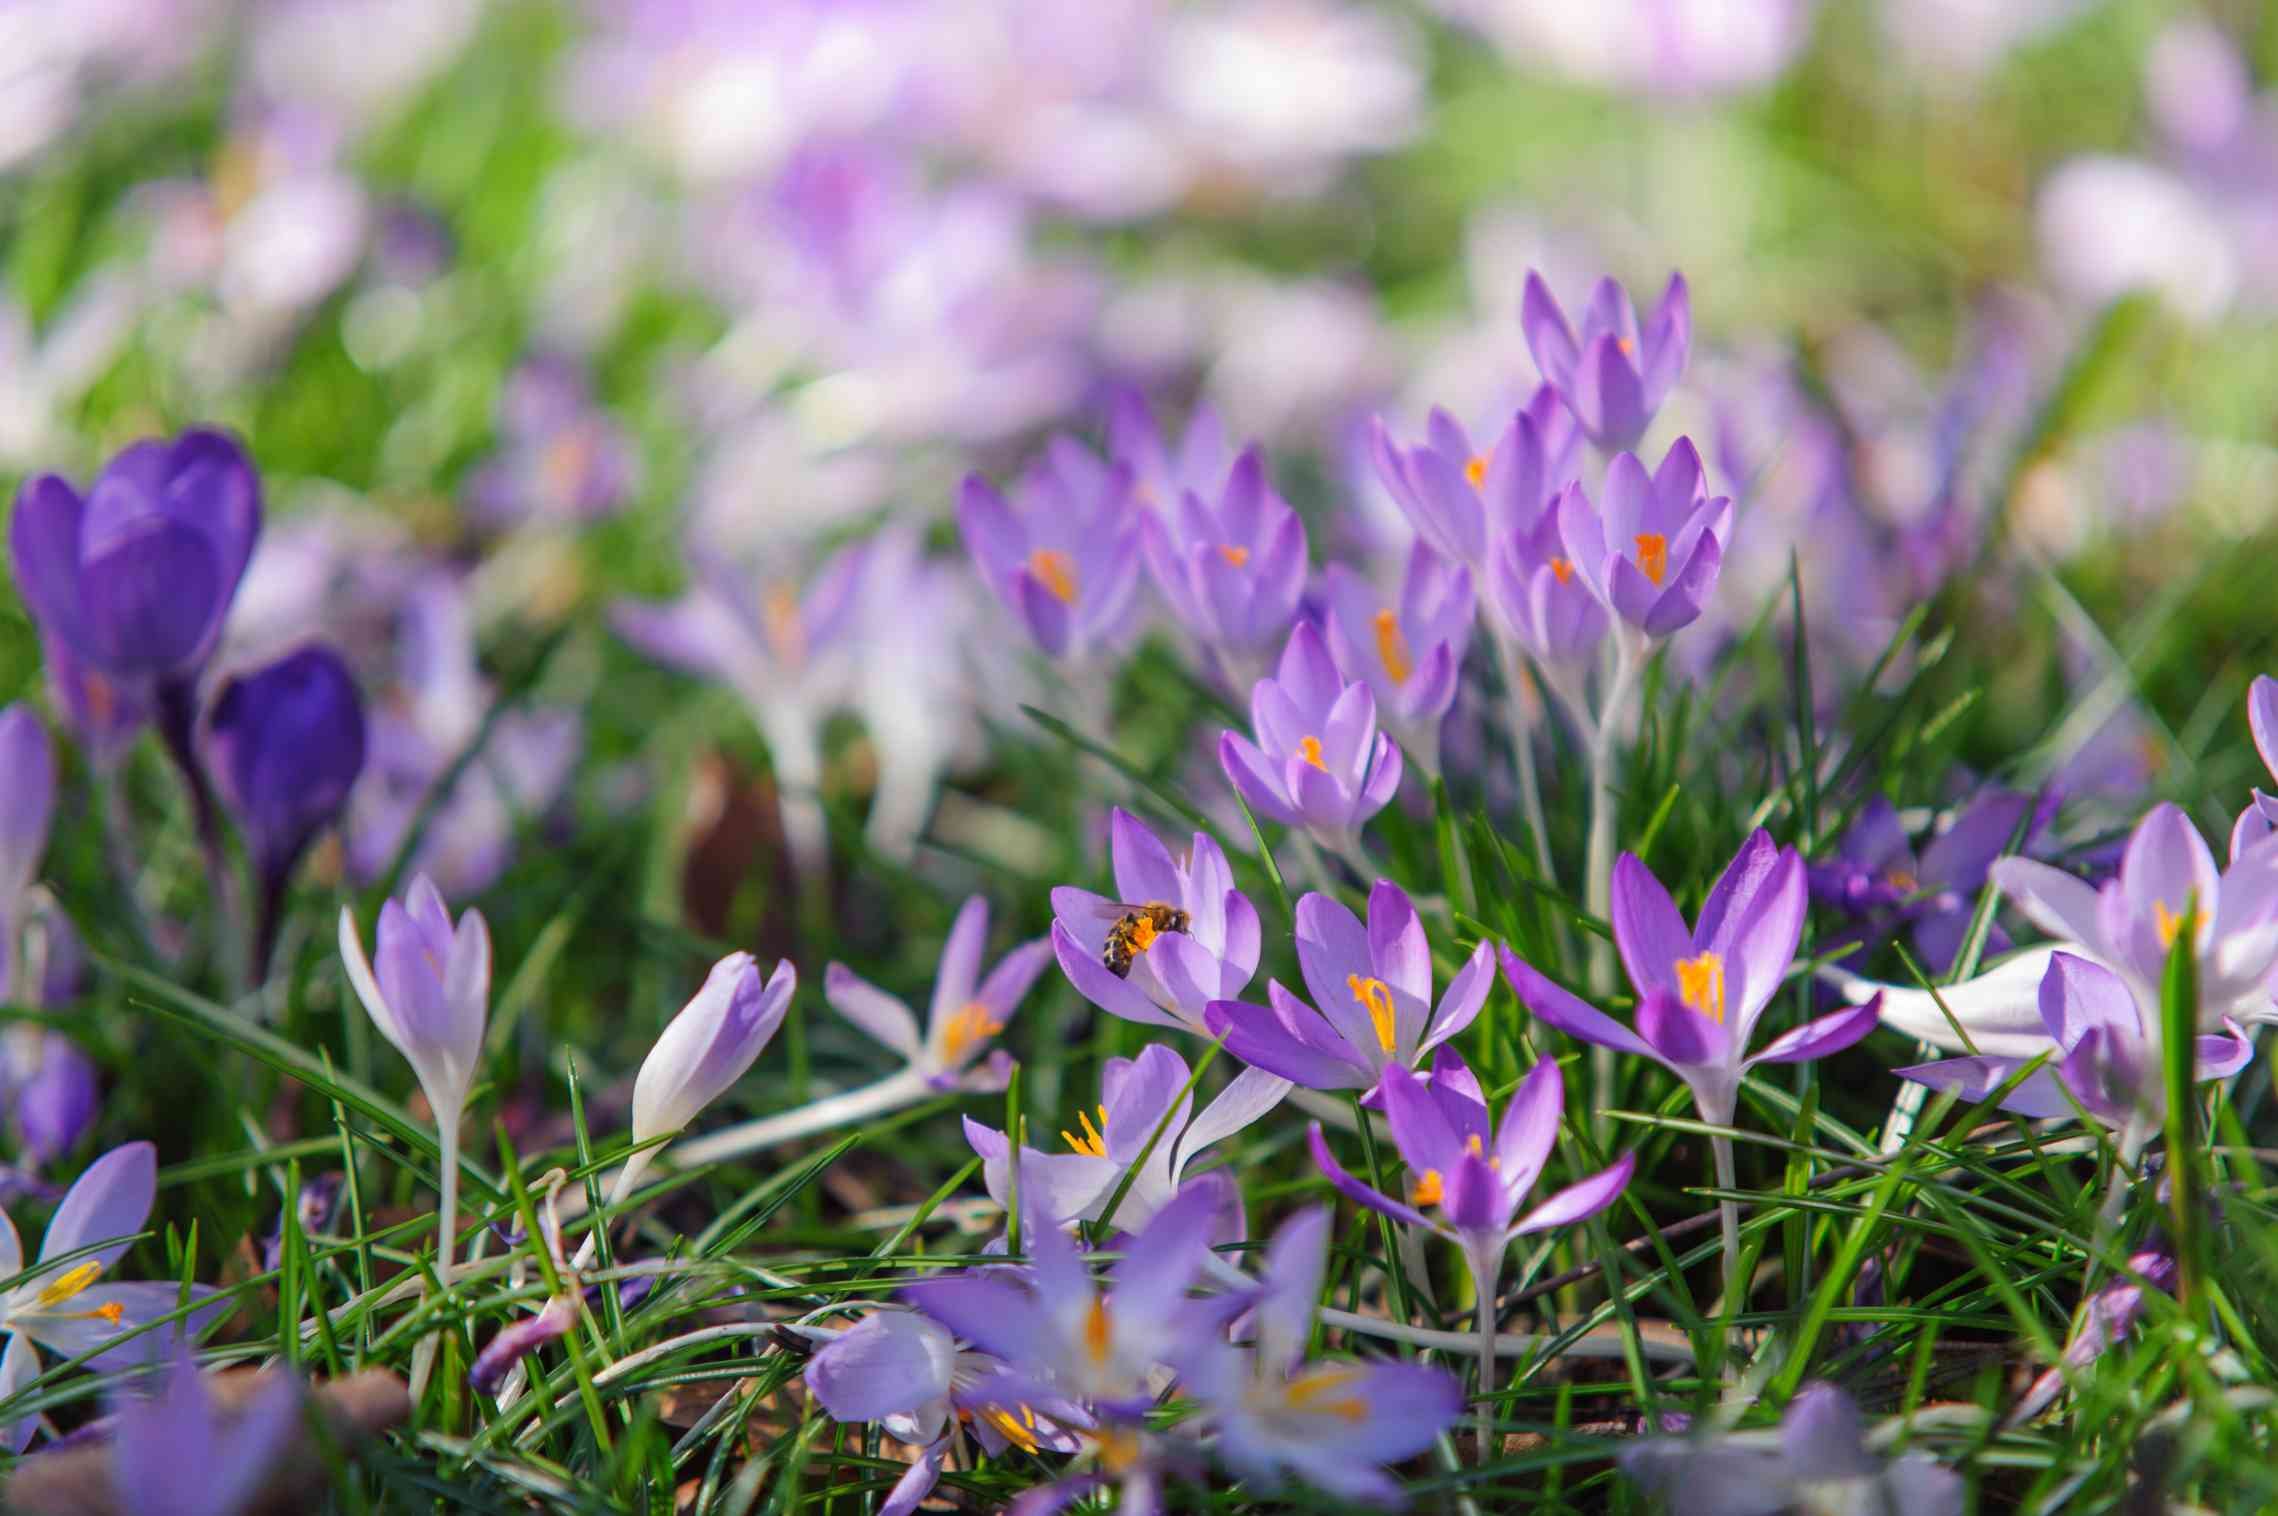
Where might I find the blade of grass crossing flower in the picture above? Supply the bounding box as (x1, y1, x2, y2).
(2162, 893, 2205, 1311)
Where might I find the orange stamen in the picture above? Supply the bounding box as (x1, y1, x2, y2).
(1027, 548, 1079, 605)
(1371, 609, 1413, 684)
(1634, 532, 1668, 587)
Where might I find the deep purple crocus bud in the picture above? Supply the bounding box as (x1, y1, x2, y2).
(1219, 622, 1403, 849)
(1139, 445, 1309, 688)
(208, 644, 367, 966)
(38, 631, 150, 770)
(1522, 270, 1690, 451)
(0, 706, 55, 912)
(13, 1035, 98, 1167)
(1556, 440, 1731, 641)
(7, 430, 261, 683)
(959, 437, 1143, 663)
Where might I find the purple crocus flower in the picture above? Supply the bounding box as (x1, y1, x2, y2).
(1555, 442, 1731, 642)
(1504, 831, 1881, 1128)
(1139, 446, 1309, 690)
(1621, 1382, 1962, 1516)
(1319, 544, 1473, 774)
(805, 1309, 1085, 1516)
(338, 876, 489, 1274)
(111, 1342, 302, 1516)
(1050, 809, 1261, 1035)
(632, 954, 797, 1148)
(1307, 1052, 1635, 1292)
(1810, 788, 2048, 973)
(1842, 802, 2278, 1056)
(1898, 952, 2251, 1154)
(39, 630, 151, 770)
(469, 1294, 579, 1396)
(905, 1173, 1227, 1416)
(2247, 675, 2278, 827)
(12, 1037, 99, 1168)
(1485, 504, 1607, 681)
(7, 429, 261, 685)
(1218, 622, 1403, 850)
(963, 1043, 1288, 1235)
(0, 1143, 223, 1451)
(1177, 1207, 1463, 1506)
(1366, 391, 1573, 572)
(466, 356, 637, 528)
(1108, 388, 1233, 515)
(959, 439, 1144, 663)
(206, 643, 367, 970)
(827, 894, 1052, 1093)
(2009, 1249, 2175, 1425)
(1521, 269, 1691, 451)
(1205, 881, 1491, 1104)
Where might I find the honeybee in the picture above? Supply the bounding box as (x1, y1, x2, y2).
(1096, 901, 1191, 978)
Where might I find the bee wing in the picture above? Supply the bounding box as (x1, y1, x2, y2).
(1082, 900, 1144, 921)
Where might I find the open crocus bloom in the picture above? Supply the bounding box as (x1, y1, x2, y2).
(963, 1043, 1288, 1235)
(1177, 1208, 1463, 1506)
(1319, 544, 1472, 774)
(1830, 802, 2278, 1057)
(1307, 1051, 1634, 1287)
(1554, 440, 1730, 642)
(1522, 269, 1690, 452)
(1218, 622, 1404, 848)
(959, 438, 1145, 662)
(1897, 951, 2251, 1153)
(1051, 808, 1261, 1035)
(1205, 880, 1492, 1103)
(1621, 1381, 1962, 1516)
(1504, 831, 1882, 1125)
(1139, 444, 1309, 686)
(1366, 391, 1572, 572)
(827, 893, 1052, 1092)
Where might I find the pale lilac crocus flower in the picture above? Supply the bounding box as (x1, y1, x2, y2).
(1205, 881, 1492, 1104)
(1320, 543, 1473, 775)
(2245, 673, 2278, 832)
(1366, 392, 1572, 574)
(621, 954, 796, 1201)
(959, 439, 1144, 664)
(1621, 1381, 1963, 1516)
(1139, 445, 1309, 692)
(1177, 1207, 1463, 1506)
(338, 877, 490, 1276)
(1555, 440, 1731, 644)
(1522, 269, 1691, 452)
(1050, 808, 1261, 1036)
(827, 894, 1051, 1094)
(1308, 1051, 1633, 1445)
(1108, 388, 1233, 517)
(805, 1310, 1084, 1516)
(0, 1143, 221, 1452)
(111, 1342, 303, 1516)
(1898, 952, 2250, 1164)
(2009, 1249, 2175, 1426)
(1219, 622, 1403, 852)
(1486, 501, 1608, 691)
(1836, 802, 2278, 1057)
(905, 1175, 1228, 1417)
(963, 1043, 1288, 1236)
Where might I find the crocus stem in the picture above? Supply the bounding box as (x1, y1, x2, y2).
(1313, 1305, 1693, 1365)
(1711, 1131, 1742, 1312)
(156, 677, 244, 989)
(665, 1067, 931, 1170)
(1583, 635, 1643, 1138)
(1490, 633, 1555, 881)
(1470, 1255, 1500, 1465)
(437, 1120, 462, 1282)
(567, 1150, 653, 1274)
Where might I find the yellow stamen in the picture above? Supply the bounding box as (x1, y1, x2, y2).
(33, 1262, 102, 1310)
(1083, 1295, 1114, 1365)
(1371, 609, 1412, 684)
(1285, 1366, 1371, 1422)
(1675, 950, 1726, 1024)
(1348, 975, 1398, 1054)
(1062, 1104, 1110, 1158)
(763, 584, 804, 663)
(1634, 532, 1668, 587)
(1298, 736, 1327, 770)
(1409, 1169, 1443, 1207)
(83, 1302, 124, 1325)
(1464, 1133, 1485, 1159)
(939, 1001, 1004, 1063)
(978, 1405, 1042, 1454)
(1094, 1425, 1144, 1473)
(1028, 548, 1079, 605)
(1549, 556, 1574, 585)
(1219, 544, 1251, 568)
(1884, 868, 1919, 893)
(1463, 453, 1490, 490)
(2155, 900, 2198, 950)
(1617, 336, 1636, 357)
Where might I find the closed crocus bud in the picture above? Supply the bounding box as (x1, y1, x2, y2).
(13, 1036, 98, 1168)
(7, 429, 261, 684)
(209, 644, 368, 972)
(632, 954, 796, 1148)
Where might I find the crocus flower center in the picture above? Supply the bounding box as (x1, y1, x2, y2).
(1219, 544, 1251, 568)
(1634, 532, 1669, 587)
(1675, 950, 1726, 1023)
(1282, 1366, 1371, 1422)
(1094, 1425, 1144, 1473)
(1409, 1169, 1443, 1207)
(763, 583, 805, 663)
(1884, 867, 1919, 893)
(1062, 1103, 1110, 1158)
(939, 1001, 1004, 1063)
(1464, 453, 1490, 490)
(1298, 736, 1327, 770)
(1028, 548, 1079, 605)
(1371, 609, 1413, 684)
(1550, 557, 1574, 585)
(1617, 336, 1636, 357)
(977, 1404, 1043, 1454)
(27, 1261, 124, 1324)
(543, 430, 595, 500)
(2154, 900, 2200, 950)
(1348, 974, 1399, 1054)
(1083, 1295, 1115, 1365)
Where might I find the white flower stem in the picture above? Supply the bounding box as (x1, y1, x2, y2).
(437, 1121, 462, 1282)
(664, 1067, 932, 1171)
(1711, 1131, 1742, 1312)
(1490, 633, 1555, 882)
(1468, 1250, 1500, 1465)
(1583, 634, 1643, 1139)
(1313, 1305, 1693, 1365)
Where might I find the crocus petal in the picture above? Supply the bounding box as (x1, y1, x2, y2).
(1420, 941, 1494, 1055)
(1307, 1123, 1433, 1231)
(632, 956, 794, 1143)
(1779, 1382, 1879, 1481)
(1746, 998, 1882, 1067)
(1636, 988, 1732, 1070)
(2037, 951, 2141, 1048)
(1109, 1174, 1224, 1321)
(0, 1335, 36, 1454)
(1894, 1056, 2072, 1120)
(804, 1311, 958, 1424)
(974, 938, 1054, 1023)
(1492, 1057, 1563, 1198)
(1366, 880, 1432, 1002)
(1521, 271, 1579, 390)
(1220, 731, 1298, 826)
(902, 1275, 1051, 1369)
(927, 895, 990, 1031)
(41, 1140, 155, 1273)
(2253, 675, 2278, 782)
(1610, 853, 1691, 998)
(2197, 1023, 2255, 1079)
(825, 963, 924, 1062)
(1514, 1151, 1636, 1235)
(1053, 923, 1187, 1029)
(1110, 807, 1185, 910)
(1500, 947, 1656, 1059)
(1205, 999, 1367, 1090)
(1177, 1065, 1293, 1166)
(1821, 946, 2070, 1058)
